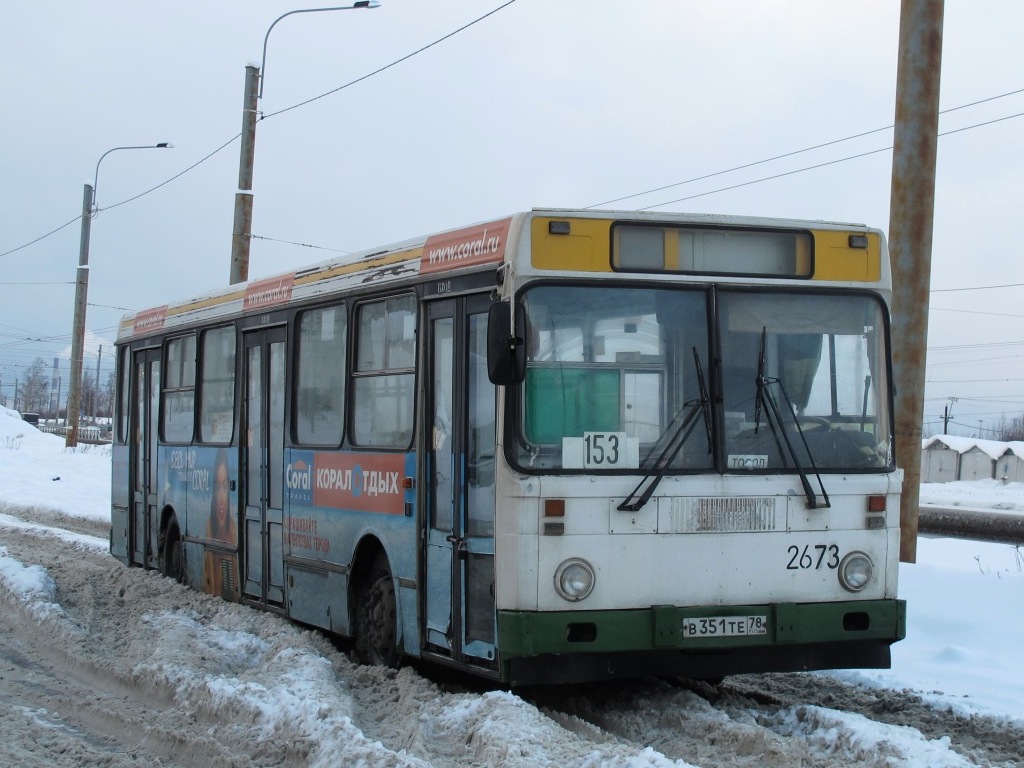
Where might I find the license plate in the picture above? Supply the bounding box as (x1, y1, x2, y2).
(682, 615, 768, 638)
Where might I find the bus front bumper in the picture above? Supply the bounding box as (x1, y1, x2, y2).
(497, 599, 906, 685)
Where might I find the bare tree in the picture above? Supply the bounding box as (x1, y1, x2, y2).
(19, 358, 49, 414)
(994, 414, 1024, 442)
(99, 370, 117, 419)
(80, 374, 99, 423)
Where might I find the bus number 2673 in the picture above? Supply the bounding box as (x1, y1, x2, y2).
(786, 544, 840, 570)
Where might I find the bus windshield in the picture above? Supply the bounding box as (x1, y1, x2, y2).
(512, 284, 892, 474)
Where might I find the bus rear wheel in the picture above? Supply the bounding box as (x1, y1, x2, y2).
(355, 553, 399, 667)
(161, 521, 184, 584)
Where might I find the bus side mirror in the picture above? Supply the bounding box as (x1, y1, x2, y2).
(487, 301, 527, 385)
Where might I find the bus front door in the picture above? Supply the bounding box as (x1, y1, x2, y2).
(241, 328, 286, 608)
(425, 296, 497, 665)
(130, 348, 160, 568)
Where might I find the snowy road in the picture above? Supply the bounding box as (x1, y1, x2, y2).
(1, 503, 1021, 767)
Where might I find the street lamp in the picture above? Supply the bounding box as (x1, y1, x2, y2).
(66, 142, 172, 447)
(258, 1, 382, 99)
(229, 0, 381, 285)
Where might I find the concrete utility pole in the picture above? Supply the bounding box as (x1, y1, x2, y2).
(94, 344, 103, 422)
(66, 182, 94, 447)
(229, 1, 381, 285)
(230, 64, 259, 286)
(66, 144, 171, 447)
(889, 0, 945, 563)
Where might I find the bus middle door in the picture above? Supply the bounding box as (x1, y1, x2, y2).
(425, 296, 497, 666)
(241, 327, 286, 608)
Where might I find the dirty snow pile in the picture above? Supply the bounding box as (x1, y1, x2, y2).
(1, 406, 1022, 766)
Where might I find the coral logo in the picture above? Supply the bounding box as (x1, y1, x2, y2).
(286, 460, 312, 491)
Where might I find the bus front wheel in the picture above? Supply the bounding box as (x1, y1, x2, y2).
(355, 552, 399, 667)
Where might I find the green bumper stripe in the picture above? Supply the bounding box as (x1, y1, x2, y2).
(497, 599, 906, 658)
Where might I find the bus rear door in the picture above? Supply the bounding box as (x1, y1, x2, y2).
(130, 348, 160, 568)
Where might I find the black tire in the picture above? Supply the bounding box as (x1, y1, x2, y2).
(354, 553, 399, 667)
(161, 522, 184, 584)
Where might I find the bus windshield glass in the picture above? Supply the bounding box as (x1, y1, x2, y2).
(512, 285, 892, 473)
(718, 290, 892, 472)
(515, 285, 712, 472)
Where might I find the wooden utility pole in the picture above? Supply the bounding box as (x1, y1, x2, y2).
(889, 0, 945, 563)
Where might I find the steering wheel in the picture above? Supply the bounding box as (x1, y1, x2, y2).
(792, 416, 831, 432)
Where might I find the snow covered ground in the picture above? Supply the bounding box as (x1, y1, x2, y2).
(921, 475, 1024, 515)
(1, 405, 1022, 766)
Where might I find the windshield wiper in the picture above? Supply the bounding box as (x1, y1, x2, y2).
(754, 328, 830, 510)
(618, 347, 710, 513)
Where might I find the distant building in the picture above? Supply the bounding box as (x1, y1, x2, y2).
(996, 443, 1024, 483)
(921, 437, 959, 483)
(921, 435, 1007, 483)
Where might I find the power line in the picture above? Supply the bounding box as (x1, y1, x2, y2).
(251, 234, 353, 255)
(0, 215, 82, 259)
(948, 396, 1024, 405)
(929, 339, 1024, 352)
(221, 97, 1024, 258)
(638, 110, 1024, 210)
(587, 87, 1024, 209)
(100, 133, 241, 214)
(262, 0, 519, 121)
(587, 127, 894, 209)
(928, 377, 1024, 383)
(0, 1, 520, 260)
(931, 306, 1024, 318)
(932, 282, 1024, 293)
(3, 84, 1020, 261)
(929, 354, 1024, 368)
(639, 146, 893, 210)
(0, 281, 74, 286)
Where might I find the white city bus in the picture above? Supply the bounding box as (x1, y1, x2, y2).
(111, 209, 905, 684)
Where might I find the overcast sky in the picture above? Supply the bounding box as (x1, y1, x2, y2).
(1, 1, 1022, 435)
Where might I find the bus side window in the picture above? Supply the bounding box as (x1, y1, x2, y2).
(198, 326, 236, 444)
(294, 305, 347, 446)
(352, 295, 416, 447)
(116, 345, 131, 444)
(163, 335, 196, 443)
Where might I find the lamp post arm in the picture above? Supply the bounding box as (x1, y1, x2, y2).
(65, 141, 170, 447)
(259, 1, 379, 99)
(92, 143, 172, 216)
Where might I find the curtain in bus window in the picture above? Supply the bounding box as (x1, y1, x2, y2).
(719, 291, 892, 471)
(431, 317, 454, 532)
(467, 312, 495, 537)
(777, 334, 822, 412)
(269, 342, 285, 511)
(247, 347, 262, 506)
(135, 363, 145, 488)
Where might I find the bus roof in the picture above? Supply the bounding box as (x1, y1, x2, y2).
(117, 208, 881, 342)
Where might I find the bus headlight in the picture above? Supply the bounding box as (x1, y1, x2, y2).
(838, 551, 873, 592)
(554, 558, 595, 602)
